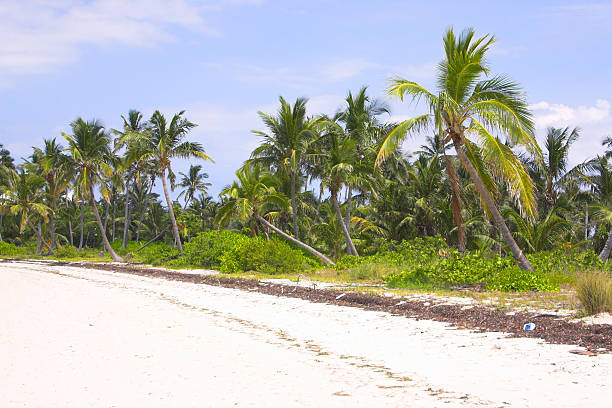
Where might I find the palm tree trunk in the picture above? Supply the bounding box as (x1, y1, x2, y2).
(136, 180, 152, 243)
(68, 219, 74, 246)
(111, 195, 116, 241)
(290, 172, 299, 240)
(36, 222, 42, 254)
(78, 202, 84, 252)
(122, 184, 130, 249)
(27, 218, 54, 255)
(0, 215, 3, 241)
(598, 227, 612, 261)
(88, 184, 124, 262)
(444, 153, 466, 252)
(49, 196, 57, 249)
(161, 168, 183, 255)
(255, 214, 334, 265)
(345, 186, 354, 255)
(452, 137, 533, 270)
(584, 205, 589, 241)
(332, 190, 359, 257)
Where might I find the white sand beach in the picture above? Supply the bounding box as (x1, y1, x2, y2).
(1, 260, 610, 407)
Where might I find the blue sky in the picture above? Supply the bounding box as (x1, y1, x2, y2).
(1, 0, 611, 197)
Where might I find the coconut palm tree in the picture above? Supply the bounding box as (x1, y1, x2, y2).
(247, 96, 320, 240)
(582, 156, 612, 261)
(178, 164, 211, 208)
(28, 138, 72, 249)
(0, 168, 54, 254)
(335, 87, 388, 254)
(377, 27, 540, 270)
(62, 118, 124, 262)
(121, 110, 213, 255)
(316, 126, 375, 258)
(113, 110, 151, 249)
(216, 164, 334, 265)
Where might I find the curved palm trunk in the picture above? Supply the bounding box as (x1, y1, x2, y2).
(255, 214, 334, 265)
(290, 172, 299, 240)
(161, 168, 183, 255)
(122, 184, 130, 249)
(599, 227, 612, 261)
(452, 137, 533, 270)
(27, 218, 54, 255)
(332, 190, 359, 257)
(444, 153, 466, 252)
(88, 184, 124, 262)
(345, 186, 354, 255)
(68, 219, 74, 246)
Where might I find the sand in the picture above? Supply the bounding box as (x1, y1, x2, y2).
(1, 260, 610, 407)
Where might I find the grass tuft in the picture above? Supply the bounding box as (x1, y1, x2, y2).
(575, 271, 612, 316)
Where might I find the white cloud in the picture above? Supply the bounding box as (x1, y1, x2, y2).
(531, 99, 610, 129)
(318, 58, 380, 81)
(0, 0, 252, 78)
(531, 99, 612, 164)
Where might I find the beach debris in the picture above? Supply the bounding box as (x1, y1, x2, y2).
(523, 323, 536, 330)
(395, 300, 406, 306)
(336, 293, 347, 300)
(569, 349, 598, 357)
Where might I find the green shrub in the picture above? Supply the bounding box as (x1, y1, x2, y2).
(219, 237, 309, 274)
(486, 267, 557, 292)
(0, 241, 22, 256)
(181, 230, 249, 268)
(53, 245, 80, 259)
(575, 272, 612, 316)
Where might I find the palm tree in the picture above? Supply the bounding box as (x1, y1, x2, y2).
(62, 118, 124, 262)
(216, 164, 334, 265)
(583, 156, 612, 261)
(248, 96, 320, 240)
(377, 27, 540, 270)
(29, 138, 72, 249)
(335, 87, 388, 254)
(316, 126, 374, 257)
(113, 110, 151, 249)
(121, 110, 213, 255)
(0, 168, 54, 254)
(178, 164, 211, 208)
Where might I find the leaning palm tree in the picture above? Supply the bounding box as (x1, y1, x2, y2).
(0, 168, 54, 254)
(178, 164, 211, 208)
(247, 96, 320, 240)
(216, 164, 334, 265)
(62, 118, 124, 262)
(582, 156, 612, 261)
(121, 110, 213, 255)
(377, 27, 540, 270)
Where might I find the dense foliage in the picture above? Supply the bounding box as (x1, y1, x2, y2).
(1, 28, 611, 294)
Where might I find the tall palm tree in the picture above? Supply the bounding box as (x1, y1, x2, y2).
(63, 118, 124, 262)
(377, 27, 540, 270)
(113, 110, 151, 249)
(0, 168, 54, 254)
(335, 87, 388, 254)
(29, 138, 72, 249)
(121, 110, 213, 255)
(178, 164, 211, 208)
(216, 164, 334, 265)
(316, 126, 375, 257)
(532, 127, 581, 212)
(248, 96, 320, 240)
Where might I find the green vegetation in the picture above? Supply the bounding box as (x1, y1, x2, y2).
(1, 28, 612, 301)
